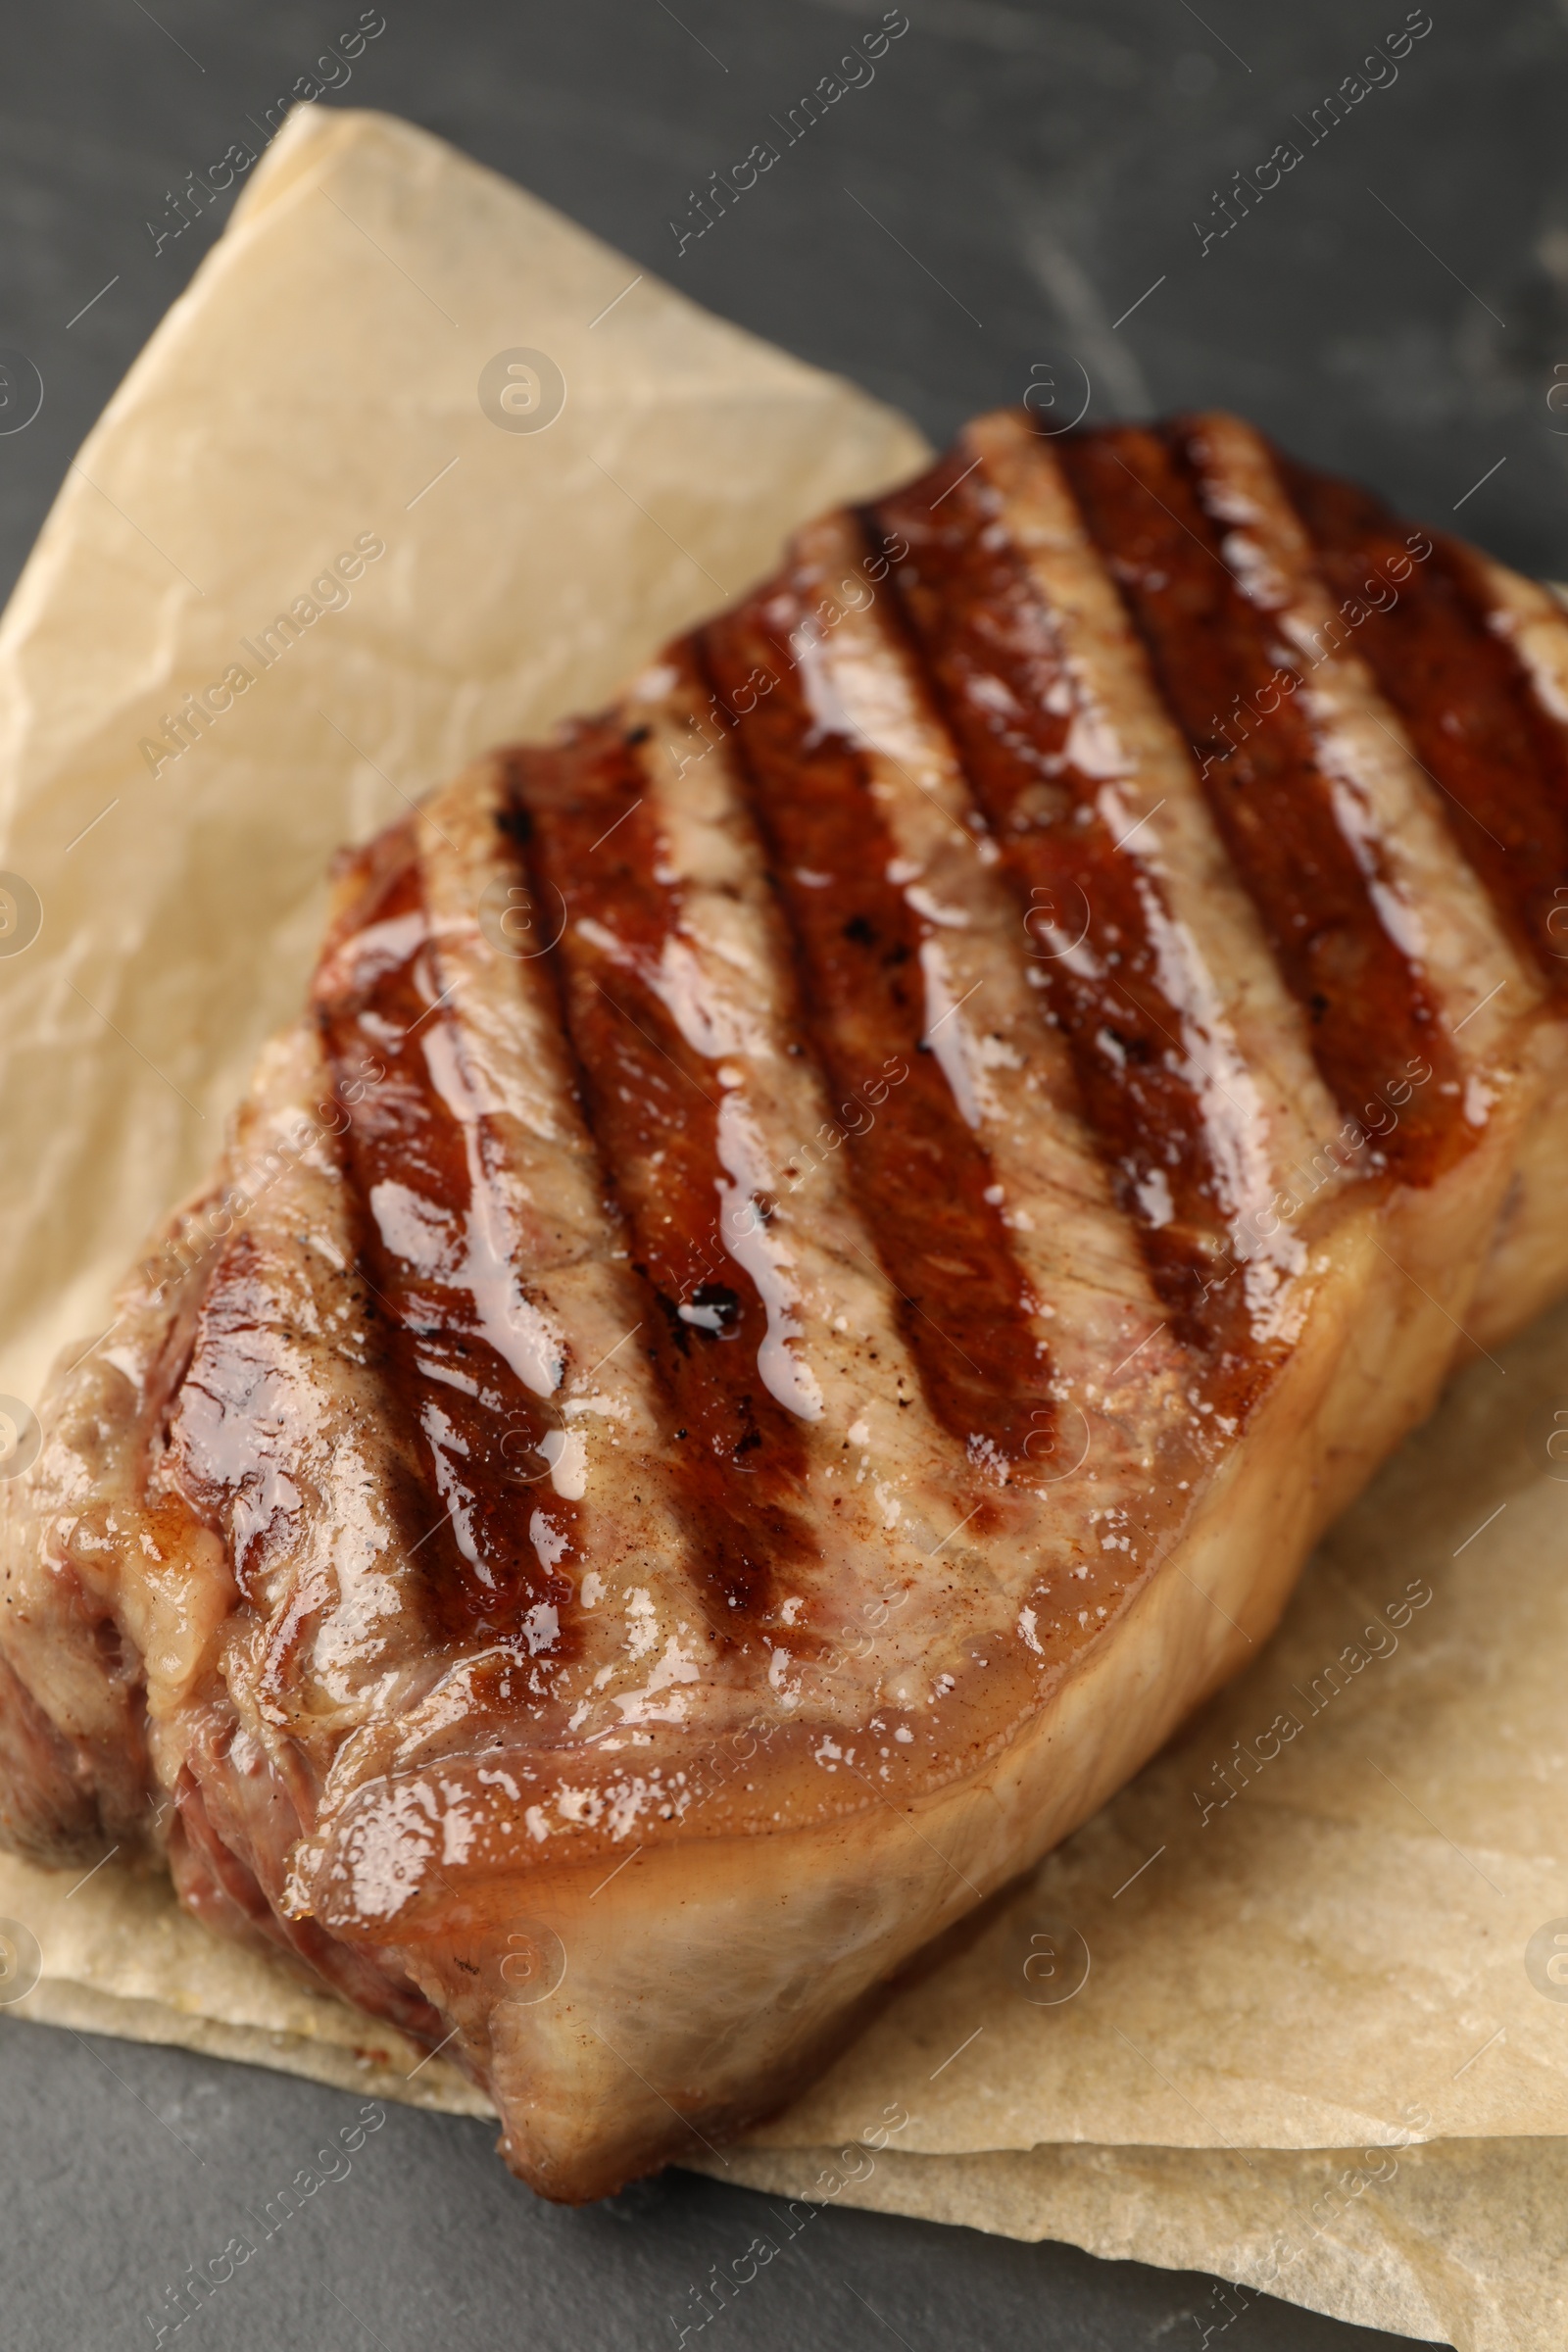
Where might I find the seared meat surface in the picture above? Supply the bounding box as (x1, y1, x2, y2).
(5, 410, 1568, 2199)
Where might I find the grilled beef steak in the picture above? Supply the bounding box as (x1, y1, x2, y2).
(5, 410, 1568, 2200)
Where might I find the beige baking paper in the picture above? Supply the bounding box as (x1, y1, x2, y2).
(699, 2137, 1568, 2352)
(0, 99, 1562, 2350)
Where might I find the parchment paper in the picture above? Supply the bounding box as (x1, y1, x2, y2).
(702, 2137, 1568, 2352)
(0, 101, 1561, 2350)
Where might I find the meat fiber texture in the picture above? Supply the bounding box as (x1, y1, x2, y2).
(0, 101, 1561, 2348)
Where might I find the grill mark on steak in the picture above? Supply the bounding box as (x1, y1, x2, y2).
(866, 448, 1271, 1375)
(504, 723, 821, 1626)
(309, 831, 583, 1651)
(1056, 420, 1467, 1183)
(1280, 453, 1568, 986)
(700, 566, 1058, 1465)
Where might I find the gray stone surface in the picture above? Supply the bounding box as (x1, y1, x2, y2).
(3, 0, 1554, 2339)
(1, 2018, 1414, 2350)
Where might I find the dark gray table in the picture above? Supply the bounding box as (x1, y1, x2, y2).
(5, 2, 1556, 2341)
